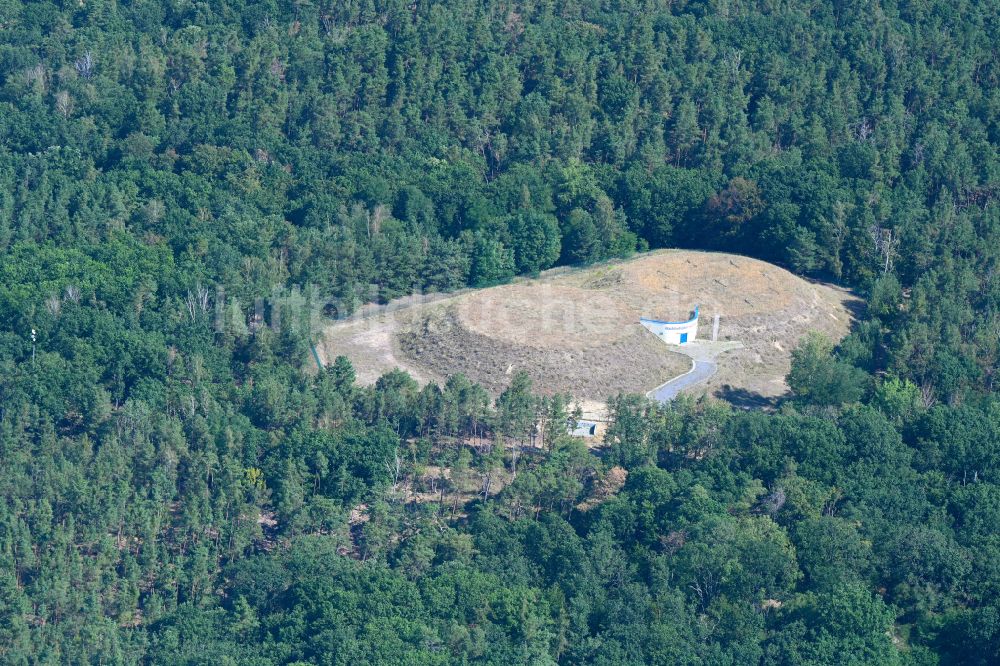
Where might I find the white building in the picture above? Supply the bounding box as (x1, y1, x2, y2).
(640, 306, 699, 345)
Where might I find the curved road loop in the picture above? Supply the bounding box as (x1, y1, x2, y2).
(648, 359, 718, 402)
(645, 340, 742, 403)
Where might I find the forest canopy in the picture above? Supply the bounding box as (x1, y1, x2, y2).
(0, 0, 999, 663)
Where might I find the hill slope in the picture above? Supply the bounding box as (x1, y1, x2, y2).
(319, 250, 859, 405)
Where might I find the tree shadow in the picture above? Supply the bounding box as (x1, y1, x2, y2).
(713, 384, 781, 410)
(839, 294, 867, 323)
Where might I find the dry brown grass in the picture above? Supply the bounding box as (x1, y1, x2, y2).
(317, 249, 860, 407)
(398, 306, 690, 399)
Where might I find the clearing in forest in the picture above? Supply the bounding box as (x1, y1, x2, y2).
(317, 250, 860, 413)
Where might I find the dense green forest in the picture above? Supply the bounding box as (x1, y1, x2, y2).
(0, 0, 999, 663)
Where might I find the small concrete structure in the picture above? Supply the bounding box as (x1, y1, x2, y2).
(640, 306, 699, 345)
(569, 420, 599, 438)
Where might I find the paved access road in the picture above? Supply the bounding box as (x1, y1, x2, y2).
(647, 359, 719, 402)
(644, 340, 742, 403)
